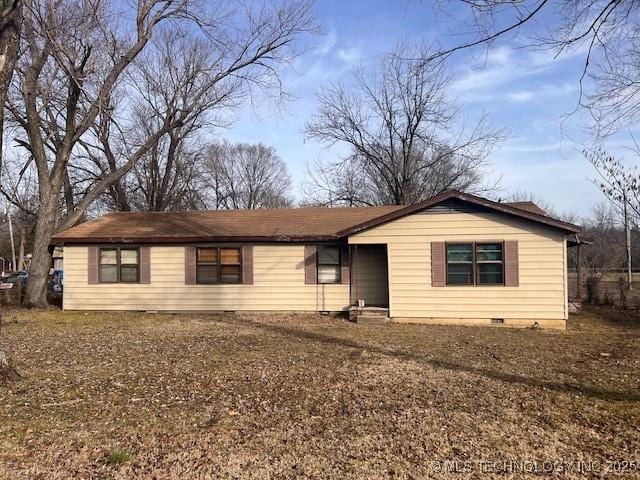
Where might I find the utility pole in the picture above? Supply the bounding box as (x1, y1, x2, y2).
(4, 207, 16, 272)
(624, 191, 633, 290)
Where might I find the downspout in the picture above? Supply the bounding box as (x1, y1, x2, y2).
(575, 234, 582, 300)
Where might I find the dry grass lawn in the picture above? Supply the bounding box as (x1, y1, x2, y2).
(1, 307, 639, 479)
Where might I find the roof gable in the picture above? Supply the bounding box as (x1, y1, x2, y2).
(337, 191, 580, 237)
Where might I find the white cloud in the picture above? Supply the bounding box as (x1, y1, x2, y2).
(315, 28, 337, 56)
(504, 83, 577, 103)
(486, 45, 514, 65)
(336, 46, 362, 65)
(507, 90, 535, 102)
(448, 43, 586, 105)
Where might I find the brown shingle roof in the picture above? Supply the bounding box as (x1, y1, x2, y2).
(52, 190, 580, 245)
(504, 201, 547, 216)
(52, 206, 404, 244)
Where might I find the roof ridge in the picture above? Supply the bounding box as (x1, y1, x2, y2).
(99, 205, 403, 215)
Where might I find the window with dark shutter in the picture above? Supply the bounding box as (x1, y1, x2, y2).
(98, 247, 140, 283)
(195, 247, 242, 284)
(444, 242, 506, 286)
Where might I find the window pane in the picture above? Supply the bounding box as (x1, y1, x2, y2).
(318, 245, 340, 265)
(220, 248, 241, 265)
(197, 265, 218, 283)
(198, 248, 217, 263)
(220, 265, 241, 283)
(100, 265, 118, 283)
(120, 249, 138, 265)
(120, 265, 138, 282)
(447, 244, 473, 262)
(478, 263, 503, 285)
(100, 249, 117, 265)
(447, 263, 473, 285)
(477, 243, 502, 262)
(318, 265, 340, 284)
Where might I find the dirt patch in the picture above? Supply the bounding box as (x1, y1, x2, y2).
(0, 307, 639, 479)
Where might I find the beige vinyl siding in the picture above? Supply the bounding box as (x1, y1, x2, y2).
(349, 211, 567, 327)
(63, 245, 349, 312)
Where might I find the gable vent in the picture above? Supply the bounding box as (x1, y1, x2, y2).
(419, 198, 491, 215)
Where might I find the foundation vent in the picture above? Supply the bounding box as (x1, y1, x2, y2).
(491, 318, 505, 324)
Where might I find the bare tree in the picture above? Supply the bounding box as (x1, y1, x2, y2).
(586, 148, 640, 223)
(304, 44, 503, 206)
(576, 202, 627, 302)
(202, 141, 293, 209)
(436, 0, 640, 136)
(7, 0, 316, 306)
(77, 30, 223, 213)
(0, 0, 21, 385)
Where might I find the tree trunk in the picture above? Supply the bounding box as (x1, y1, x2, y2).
(0, 0, 22, 174)
(0, 0, 23, 385)
(24, 193, 57, 307)
(0, 312, 20, 385)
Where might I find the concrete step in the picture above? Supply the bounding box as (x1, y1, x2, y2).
(349, 307, 389, 321)
(356, 315, 389, 325)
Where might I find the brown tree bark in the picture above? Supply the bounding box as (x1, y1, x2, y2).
(0, 0, 22, 384)
(23, 192, 57, 307)
(0, 0, 21, 172)
(0, 313, 21, 385)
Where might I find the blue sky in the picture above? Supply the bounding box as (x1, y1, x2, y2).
(220, 0, 632, 218)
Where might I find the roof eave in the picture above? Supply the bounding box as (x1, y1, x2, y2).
(50, 234, 341, 246)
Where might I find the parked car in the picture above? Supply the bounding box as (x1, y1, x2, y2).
(48, 269, 64, 297)
(0, 270, 28, 289)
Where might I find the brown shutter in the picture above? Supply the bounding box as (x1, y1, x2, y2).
(431, 242, 446, 287)
(185, 246, 197, 285)
(504, 240, 519, 287)
(304, 245, 317, 284)
(139, 246, 151, 284)
(242, 245, 253, 284)
(340, 245, 350, 285)
(88, 246, 99, 284)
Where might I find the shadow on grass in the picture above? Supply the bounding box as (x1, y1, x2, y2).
(222, 317, 640, 403)
(582, 305, 640, 328)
